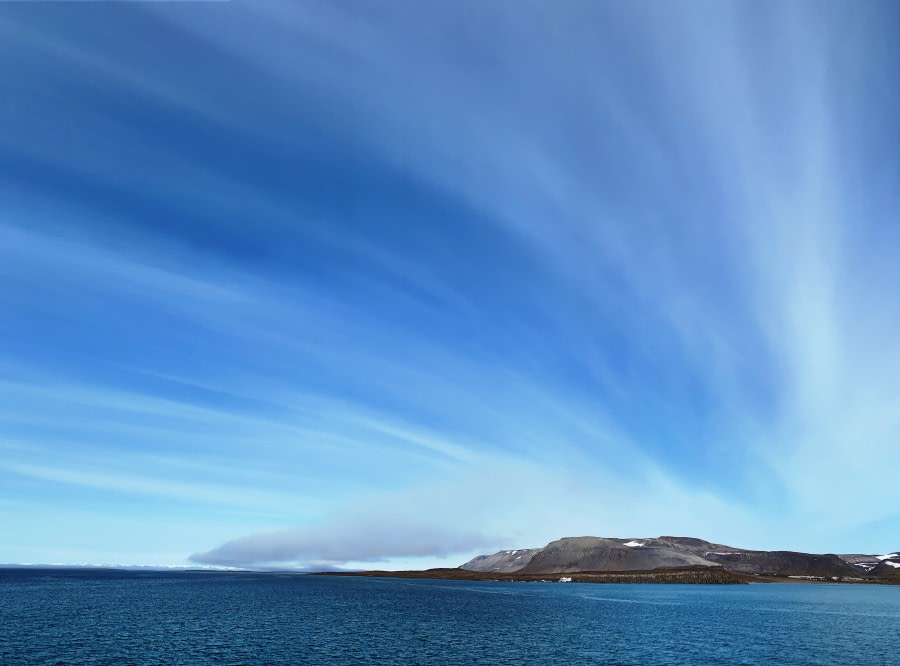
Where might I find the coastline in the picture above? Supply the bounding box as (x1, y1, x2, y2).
(316, 566, 752, 584)
(316, 566, 900, 585)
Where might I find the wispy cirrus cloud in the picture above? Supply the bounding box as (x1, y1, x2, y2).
(1, 1, 898, 566)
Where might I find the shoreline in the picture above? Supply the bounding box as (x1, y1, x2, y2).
(316, 566, 752, 584)
(315, 566, 900, 585)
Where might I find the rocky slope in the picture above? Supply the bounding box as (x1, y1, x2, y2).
(517, 537, 713, 574)
(703, 551, 859, 577)
(839, 553, 884, 574)
(867, 552, 900, 579)
(459, 548, 540, 573)
(461, 536, 899, 580)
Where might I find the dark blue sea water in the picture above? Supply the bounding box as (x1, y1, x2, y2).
(1, 569, 898, 664)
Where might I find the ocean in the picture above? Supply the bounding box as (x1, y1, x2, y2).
(1, 569, 897, 664)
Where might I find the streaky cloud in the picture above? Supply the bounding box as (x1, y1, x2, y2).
(1, 0, 899, 565)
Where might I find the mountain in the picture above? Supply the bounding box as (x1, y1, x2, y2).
(461, 536, 895, 579)
(702, 551, 859, 577)
(517, 537, 714, 574)
(461, 536, 738, 574)
(458, 548, 540, 573)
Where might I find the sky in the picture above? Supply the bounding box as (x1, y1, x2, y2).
(1, 1, 898, 569)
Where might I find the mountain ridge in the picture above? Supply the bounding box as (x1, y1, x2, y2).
(460, 536, 900, 580)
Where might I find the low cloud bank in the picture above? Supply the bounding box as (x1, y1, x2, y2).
(189, 519, 501, 568)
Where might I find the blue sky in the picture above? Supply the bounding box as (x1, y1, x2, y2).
(1, 1, 898, 568)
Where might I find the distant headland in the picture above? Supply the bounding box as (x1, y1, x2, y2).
(323, 535, 900, 585)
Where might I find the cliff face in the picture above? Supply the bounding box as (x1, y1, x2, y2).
(461, 536, 897, 580)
